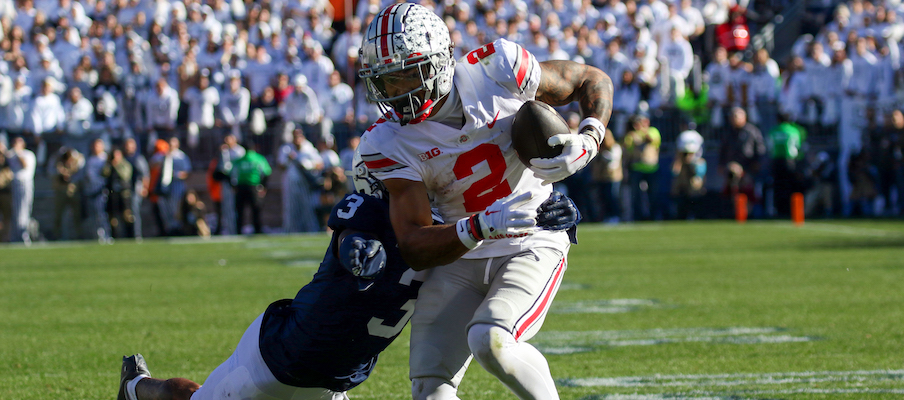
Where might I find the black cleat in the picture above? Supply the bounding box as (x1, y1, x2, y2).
(118, 354, 151, 400)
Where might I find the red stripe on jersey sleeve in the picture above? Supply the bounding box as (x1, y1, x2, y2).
(364, 157, 399, 169)
(515, 47, 530, 88)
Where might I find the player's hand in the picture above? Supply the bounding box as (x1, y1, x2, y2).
(529, 133, 599, 185)
(339, 234, 387, 291)
(536, 191, 581, 231)
(474, 192, 537, 240)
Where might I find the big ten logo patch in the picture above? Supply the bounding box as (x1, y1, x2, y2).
(418, 147, 442, 162)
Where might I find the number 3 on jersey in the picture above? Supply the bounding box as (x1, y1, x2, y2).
(336, 194, 364, 219)
(453, 143, 512, 212)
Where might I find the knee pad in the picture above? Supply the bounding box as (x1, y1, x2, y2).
(467, 323, 513, 371)
(411, 377, 459, 400)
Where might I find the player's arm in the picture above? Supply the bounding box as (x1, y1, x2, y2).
(530, 61, 614, 185)
(536, 60, 613, 128)
(384, 178, 470, 270)
(336, 227, 387, 291)
(384, 178, 536, 270)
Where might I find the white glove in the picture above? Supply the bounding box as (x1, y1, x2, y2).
(456, 192, 537, 247)
(529, 117, 605, 185)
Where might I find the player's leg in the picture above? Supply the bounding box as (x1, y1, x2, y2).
(117, 354, 198, 400)
(409, 260, 488, 400)
(190, 313, 349, 400)
(467, 247, 567, 400)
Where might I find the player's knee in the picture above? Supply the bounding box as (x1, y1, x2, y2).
(411, 377, 459, 400)
(467, 323, 513, 371)
(164, 378, 200, 400)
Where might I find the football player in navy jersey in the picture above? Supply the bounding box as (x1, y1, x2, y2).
(117, 151, 580, 400)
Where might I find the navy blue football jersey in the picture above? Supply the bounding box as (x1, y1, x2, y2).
(259, 193, 422, 392)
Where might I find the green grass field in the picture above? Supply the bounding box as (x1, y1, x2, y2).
(1, 220, 903, 400)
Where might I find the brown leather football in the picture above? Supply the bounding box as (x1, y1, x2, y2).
(510, 100, 567, 167)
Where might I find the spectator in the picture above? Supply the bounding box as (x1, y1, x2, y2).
(231, 141, 271, 234)
(62, 86, 94, 150)
(748, 48, 780, 134)
(147, 139, 171, 236)
(249, 85, 280, 141)
(719, 107, 766, 217)
(671, 129, 707, 220)
(121, 60, 151, 136)
(847, 148, 878, 216)
(280, 74, 323, 143)
(145, 77, 180, 142)
(179, 189, 210, 237)
(660, 26, 695, 103)
(591, 128, 623, 223)
(322, 70, 354, 148)
(208, 133, 244, 235)
(84, 138, 110, 241)
(873, 109, 903, 216)
(28, 77, 65, 163)
(623, 113, 662, 221)
(6, 137, 35, 243)
(315, 135, 346, 229)
(102, 146, 133, 239)
(767, 114, 807, 217)
(0, 141, 12, 242)
(218, 71, 249, 140)
(183, 69, 219, 145)
(338, 135, 360, 193)
(779, 56, 809, 125)
(123, 137, 148, 239)
(277, 129, 321, 233)
(51, 147, 83, 241)
(2, 75, 32, 138)
(803, 150, 836, 218)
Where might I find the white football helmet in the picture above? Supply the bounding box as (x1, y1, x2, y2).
(351, 149, 387, 199)
(358, 3, 455, 125)
(677, 130, 704, 158)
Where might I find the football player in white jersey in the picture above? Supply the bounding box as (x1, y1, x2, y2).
(356, 3, 613, 400)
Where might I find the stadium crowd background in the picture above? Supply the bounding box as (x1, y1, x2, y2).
(0, 0, 902, 242)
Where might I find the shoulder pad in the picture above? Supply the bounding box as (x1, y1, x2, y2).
(328, 193, 390, 233)
(460, 39, 540, 96)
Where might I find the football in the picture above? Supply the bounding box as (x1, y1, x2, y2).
(510, 100, 567, 167)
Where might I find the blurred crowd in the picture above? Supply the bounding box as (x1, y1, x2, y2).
(0, 0, 902, 242)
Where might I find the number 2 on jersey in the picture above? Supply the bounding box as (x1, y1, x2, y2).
(466, 43, 496, 64)
(454, 143, 512, 212)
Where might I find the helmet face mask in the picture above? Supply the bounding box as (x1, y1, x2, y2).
(358, 3, 455, 125)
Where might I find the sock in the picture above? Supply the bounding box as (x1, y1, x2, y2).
(126, 375, 148, 400)
(467, 324, 558, 400)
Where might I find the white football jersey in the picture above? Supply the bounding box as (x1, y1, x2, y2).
(358, 39, 570, 259)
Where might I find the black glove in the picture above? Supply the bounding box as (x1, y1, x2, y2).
(536, 191, 581, 232)
(338, 233, 387, 291)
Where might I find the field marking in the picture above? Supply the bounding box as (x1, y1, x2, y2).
(584, 387, 904, 400)
(552, 299, 658, 314)
(781, 222, 904, 238)
(559, 369, 904, 388)
(532, 327, 816, 354)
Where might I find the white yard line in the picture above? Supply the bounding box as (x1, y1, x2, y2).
(561, 369, 904, 388)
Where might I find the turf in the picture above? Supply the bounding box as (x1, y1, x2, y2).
(0, 220, 902, 399)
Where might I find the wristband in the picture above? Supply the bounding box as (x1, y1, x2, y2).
(455, 216, 483, 249)
(578, 117, 606, 148)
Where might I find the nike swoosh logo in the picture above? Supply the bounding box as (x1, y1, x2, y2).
(487, 111, 500, 129)
(570, 149, 588, 164)
(485, 210, 501, 216)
